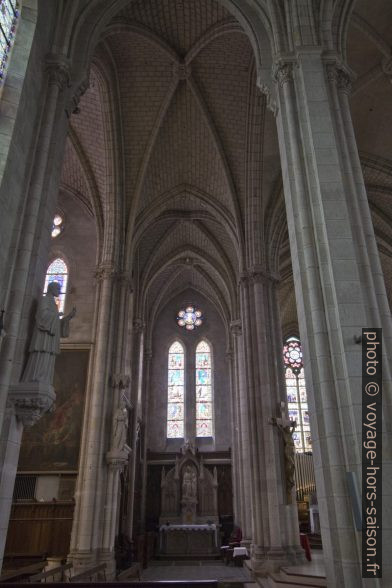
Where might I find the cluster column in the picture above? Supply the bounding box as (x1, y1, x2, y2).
(69, 263, 118, 575)
(238, 270, 303, 574)
(273, 49, 392, 586)
(0, 56, 72, 571)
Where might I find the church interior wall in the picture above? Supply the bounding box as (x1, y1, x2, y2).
(148, 289, 231, 453)
(0, 0, 391, 583)
(49, 188, 98, 345)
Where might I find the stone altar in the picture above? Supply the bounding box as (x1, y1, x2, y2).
(159, 447, 219, 554)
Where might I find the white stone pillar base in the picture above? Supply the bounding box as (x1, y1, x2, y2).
(250, 545, 290, 576)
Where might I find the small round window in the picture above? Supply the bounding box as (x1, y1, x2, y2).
(177, 306, 203, 330)
(51, 214, 64, 238)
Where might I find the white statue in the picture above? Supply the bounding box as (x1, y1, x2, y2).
(182, 465, 197, 499)
(113, 397, 129, 451)
(22, 282, 76, 385)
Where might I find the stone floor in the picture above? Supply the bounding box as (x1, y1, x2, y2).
(141, 561, 250, 582)
(283, 551, 325, 577)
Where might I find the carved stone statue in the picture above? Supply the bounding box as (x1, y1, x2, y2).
(271, 402, 297, 503)
(182, 465, 197, 500)
(113, 397, 129, 452)
(22, 282, 76, 385)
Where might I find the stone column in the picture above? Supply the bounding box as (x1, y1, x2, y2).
(139, 349, 152, 534)
(0, 388, 55, 570)
(274, 51, 391, 586)
(69, 263, 117, 573)
(239, 271, 303, 575)
(0, 55, 70, 438)
(124, 319, 144, 539)
(0, 56, 71, 571)
(225, 347, 240, 527)
(229, 321, 251, 541)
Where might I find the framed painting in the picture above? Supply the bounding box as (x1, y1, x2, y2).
(18, 349, 89, 471)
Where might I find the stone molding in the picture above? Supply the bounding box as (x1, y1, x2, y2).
(106, 447, 130, 471)
(116, 270, 133, 291)
(109, 373, 130, 390)
(9, 382, 56, 427)
(133, 318, 145, 333)
(67, 79, 89, 117)
(230, 319, 242, 337)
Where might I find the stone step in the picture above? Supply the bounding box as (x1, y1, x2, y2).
(268, 570, 327, 588)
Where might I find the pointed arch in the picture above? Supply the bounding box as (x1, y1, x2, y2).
(283, 336, 311, 453)
(44, 257, 68, 313)
(195, 340, 214, 438)
(167, 340, 185, 438)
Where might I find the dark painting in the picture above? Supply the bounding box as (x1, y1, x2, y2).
(18, 349, 89, 471)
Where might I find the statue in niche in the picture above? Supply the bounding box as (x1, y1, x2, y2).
(113, 396, 129, 452)
(22, 282, 76, 385)
(182, 464, 197, 500)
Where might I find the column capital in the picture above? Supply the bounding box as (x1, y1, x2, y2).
(45, 54, 71, 91)
(133, 318, 145, 333)
(273, 61, 295, 87)
(325, 63, 353, 95)
(230, 319, 242, 337)
(95, 262, 117, 282)
(249, 266, 280, 285)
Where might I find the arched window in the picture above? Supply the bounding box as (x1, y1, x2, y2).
(0, 1, 20, 85)
(167, 341, 185, 438)
(44, 258, 68, 314)
(195, 341, 213, 437)
(283, 336, 311, 453)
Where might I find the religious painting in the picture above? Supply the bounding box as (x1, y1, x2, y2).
(18, 349, 89, 471)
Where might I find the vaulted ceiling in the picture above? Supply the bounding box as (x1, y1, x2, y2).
(59, 0, 392, 336)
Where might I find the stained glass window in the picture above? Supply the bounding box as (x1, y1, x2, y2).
(51, 214, 64, 238)
(167, 341, 185, 438)
(177, 305, 202, 330)
(0, 1, 19, 85)
(44, 258, 68, 314)
(283, 337, 311, 453)
(195, 341, 213, 437)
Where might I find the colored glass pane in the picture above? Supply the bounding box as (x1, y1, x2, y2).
(177, 305, 203, 330)
(167, 341, 184, 438)
(51, 214, 64, 238)
(284, 337, 310, 453)
(44, 258, 68, 313)
(196, 420, 212, 437)
(0, 1, 19, 85)
(195, 341, 213, 438)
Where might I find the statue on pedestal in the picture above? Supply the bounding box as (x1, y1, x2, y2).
(271, 401, 297, 503)
(22, 282, 76, 385)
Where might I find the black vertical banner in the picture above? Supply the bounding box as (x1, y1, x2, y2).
(362, 329, 382, 578)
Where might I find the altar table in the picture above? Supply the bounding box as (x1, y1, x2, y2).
(159, 524, 218, 555)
